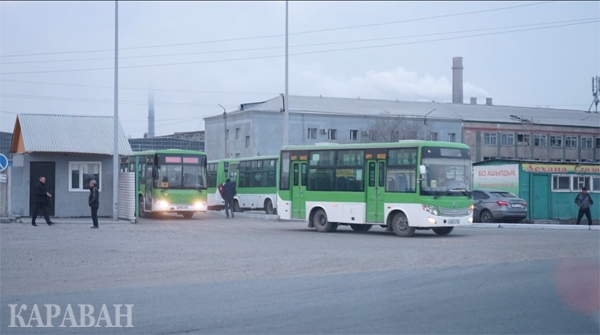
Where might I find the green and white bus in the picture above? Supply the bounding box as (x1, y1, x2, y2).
(276, 141, 474, 237)
(123, 149, 208, 218)
(207, 156, 279, 214)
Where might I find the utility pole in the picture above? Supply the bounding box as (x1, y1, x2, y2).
(219, 104, 227, 158)
(112, 0, 119, 220)
(283, 0, 289, 147)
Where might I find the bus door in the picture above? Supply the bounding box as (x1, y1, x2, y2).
(291, 161, 307, 219)
(145, 161, 154, 211)
(366, 157, 386, 223)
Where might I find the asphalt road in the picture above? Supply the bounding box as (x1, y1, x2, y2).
(1, 215, 599, 334)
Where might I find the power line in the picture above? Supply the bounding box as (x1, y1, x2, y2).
(0, 79, 279, 95)
(1, 17, 593, 66)
(0, 1, 554, 58)
(0, 93, 239, 108)
(0, 19, 596, 76)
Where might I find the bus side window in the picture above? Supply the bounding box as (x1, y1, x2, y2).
(368, 162, 375, 187)
(301, 163, 307, 186)
(293, 164, 299, 186)
(378, 162, 385, 187)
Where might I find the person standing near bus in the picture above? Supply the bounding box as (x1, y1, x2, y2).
(89, 179, 100, 229)
(222, 178, 236, 218)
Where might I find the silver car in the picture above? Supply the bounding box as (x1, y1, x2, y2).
(472, 189, 528, 223)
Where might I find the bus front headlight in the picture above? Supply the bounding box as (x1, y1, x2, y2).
(422, 205, 439, 216)
(158, 200, 169, 208)
(195, 201, 205, 209)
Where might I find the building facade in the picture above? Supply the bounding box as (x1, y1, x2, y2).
(9, 114, 133, 218)
(129, 131, 205, 152)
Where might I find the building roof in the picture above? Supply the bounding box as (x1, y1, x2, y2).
(205, 95, 600, 129)
(10, 114, 133, 155)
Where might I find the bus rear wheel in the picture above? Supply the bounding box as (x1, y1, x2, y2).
(313, 209, 337, 232)
(350, 224, 372, 232)
(182, 212, 194, 219)
(233, 199, 242, 213)
(432, 227, 454, 236)
(264, 199, 275, 215)
(391, 212, 415, 237)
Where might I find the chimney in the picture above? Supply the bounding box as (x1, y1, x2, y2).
(452, 56, 463, 104)
(486, 97, 493, 106)
(148, 92, 155, 138)
(470, 97, 477, 105)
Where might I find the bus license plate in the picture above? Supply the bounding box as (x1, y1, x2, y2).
(177, 206, 188, 210)
(448, 219, 459, 225)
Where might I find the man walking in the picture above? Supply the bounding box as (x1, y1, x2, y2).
(575, 187, 594, 227)
(222, 178, 236, 218)
(89, 179, 99, 229)
(32, 176, 54, 226)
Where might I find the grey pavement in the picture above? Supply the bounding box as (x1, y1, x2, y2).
(1, 216, 599, 334)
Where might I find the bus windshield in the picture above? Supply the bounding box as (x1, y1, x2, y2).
(157, 155, 206, 189)
(420, 147, 472, 197)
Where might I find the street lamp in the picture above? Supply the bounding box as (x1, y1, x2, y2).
(423, 108, 435, 140)
(218, 104, 227, 158)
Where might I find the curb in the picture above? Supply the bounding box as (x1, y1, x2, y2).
(466, 223, 600, 230)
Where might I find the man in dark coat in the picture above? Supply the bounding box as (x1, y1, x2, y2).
(222, 178, 236, 218)
(32, 176, 54, 226)
(575, 187, 594, 227)
(89, 179, 100, 229)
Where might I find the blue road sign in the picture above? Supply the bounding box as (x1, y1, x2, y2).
(0, 154, 7, 172)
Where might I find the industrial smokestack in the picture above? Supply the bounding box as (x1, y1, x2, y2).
(452, 57, 464, 104)
(470, 97, 477, 105)
(148, 92, 155, 138)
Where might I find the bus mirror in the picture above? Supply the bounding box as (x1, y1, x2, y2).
(420, 165, 427, 175)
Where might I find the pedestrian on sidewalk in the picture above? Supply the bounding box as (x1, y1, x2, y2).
(89, 179, 99, 229)
(575, 187, 594, 227)
(31, 176, 54, 226)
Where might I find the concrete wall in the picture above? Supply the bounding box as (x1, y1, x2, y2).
(206, 111, 462, 160)
(10, 153, 114, 217)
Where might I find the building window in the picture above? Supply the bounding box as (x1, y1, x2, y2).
(69, 162, 101, 192)
(430, 132, 438, 141)
(517, 134, 530, 146)
(369, 131, 377, 141)
(308, 128, 317, 139)
(235, 128, 240, 139)
(565, 136, 578, 149)
(552, 175, 570, 192)
(392, 131, 400, 142)
(483, 156, 495, 161)
(581, 137, 593, 149)
(350, 130, 358, 141)
(328, 129, 337, 140)
(593, 177, 600, 192)
(501, 133, 514, 146)
(533, 134, 547, 147)
(235, 153, 240, 158)
(484, 133, 497, 146)
(573, 176, 591, 191)
(245, 136, 250, 148)
(447, 133, 456, 142)
(550, 135, 563, 148)
(597, 137, 600, 148)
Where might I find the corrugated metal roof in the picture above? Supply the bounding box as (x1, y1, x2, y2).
(16, 114, 133, 155)
(209, 95, 600, 128)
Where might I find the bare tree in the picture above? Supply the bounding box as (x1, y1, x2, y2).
(368, 111, 423, 142)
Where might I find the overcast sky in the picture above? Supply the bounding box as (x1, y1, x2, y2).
(1, 1, 598, 138)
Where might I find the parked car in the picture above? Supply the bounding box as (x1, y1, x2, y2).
(472, 189, 528, 223)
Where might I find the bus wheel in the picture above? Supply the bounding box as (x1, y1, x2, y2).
(313, 209, 337, 232)
(233, 200, 242, 213)
(432, 227, 454, 236)
(350, 224, 372, 232)
(264, 199, 275, 215)
(138, 196, 146, 218)
(391, 212, 415, 237)
(182, 212, 194, 219)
